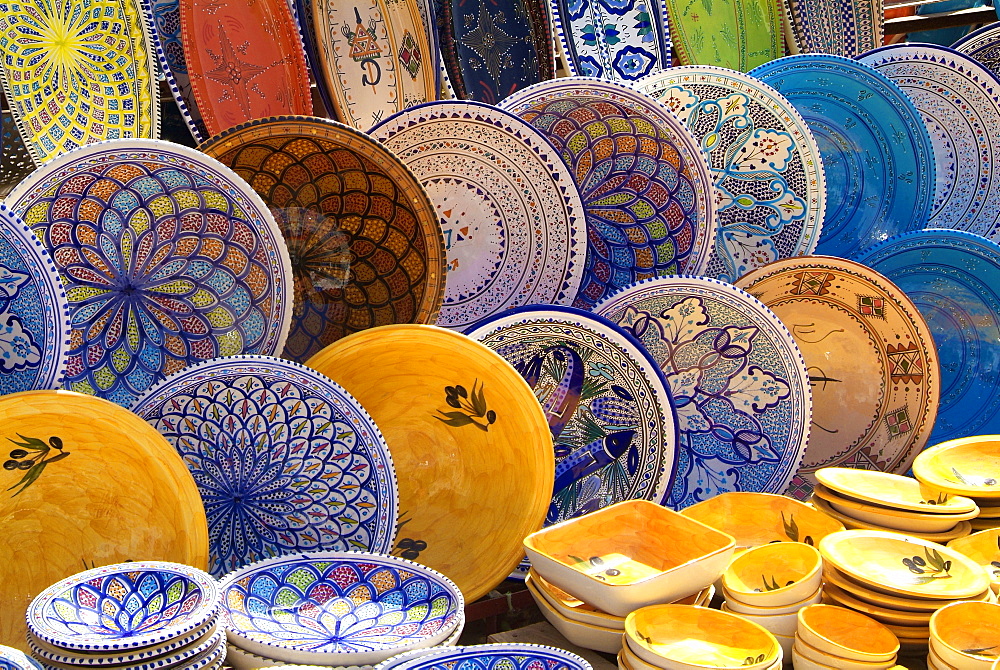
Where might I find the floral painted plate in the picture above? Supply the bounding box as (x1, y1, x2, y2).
(782, 0, 883, 58)
(198, 116, 445, 363)
(370, 102, 586, 330)
(499, 77, 716, 310)
(750, 54, 936, 260)
(594, 276, 811, 509)
(636, 66, 826, 283)
(952, 21, 1000, 78)
(131, 356, 398, 577)
(374, 643, 592, 670)
(27, 620, 219, 666)
(148, 0, 208, 142)
(465, 305, 678, 523)
(6, 139, 294, 408)
(664, 0, 783, 72)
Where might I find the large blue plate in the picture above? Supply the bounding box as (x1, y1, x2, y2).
(854, 229, 1000, 445)
(952, 21, 1000, 76)
(749, 54, 935, 260)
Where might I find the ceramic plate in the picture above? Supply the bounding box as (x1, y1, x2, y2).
(374, 644, 592, 670)
(149, 0, 208, 142)
(859, 44, 1000, 239)
(0, 109, 34, 196)
(0, 646, 40, 670)
(736, 256, 939, 499)
(595, 276, 811, 509)
(27, 621, 218, 666)
(782, 0, 883, 57)
(816, 468, 977, 515)
(664, 0, 782, 71)
(370, 102, 586, 330)
(499, 77, 716, 309)
(750, 54, 936, 260)
(198, 116, 445, 363)
(465, 305, 678, 523)
(637, 67, 826, 283)
(0, 390, 209, 651)
(306, 324, 553, 601)
(953, 21, 1000, 78)
(131, 356, 398, 577)
(913, 436, 1000, 499)
(854, 229, 1000, 444)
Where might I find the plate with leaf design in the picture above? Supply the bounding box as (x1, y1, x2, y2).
(663, 0, 783, 72)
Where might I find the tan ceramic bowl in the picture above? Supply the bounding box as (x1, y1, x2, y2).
(930, 601, 1000, 669)
(722, 585, 822, 615)
(797, 604, 899, 663)
(793, 634, 896, 670)
(719, 602, 797, 636)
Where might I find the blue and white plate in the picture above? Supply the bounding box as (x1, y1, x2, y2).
(147, 0, 207, 142)
(29, 627, 223, 670)
(782, 0, 882, 58)
(0, 645, 42, 670)
(594, 276, 811, 509)
(749, 54, 935, 260)
(858, 44, 1000, 239)
(854, 229, 1000, 445)
(952, 21, 1000, 77)
(374, 643, 593, 670)
(131, 355, 398, 577)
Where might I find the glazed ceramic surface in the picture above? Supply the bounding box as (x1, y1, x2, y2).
(822, 582, 933, 627)
(595, 276, 811, 509)
(822, 566, 984, 613)
(749, 54, 936, 260)
(913, 436, 1000, 498)
(499, 77, 716, 309)
(816, 468, 977, 515)
(736, 256, 939, 498)
(858, 44, 1000, 239)
(306, 325, 553, 601)
(853, 230, 1000, 444)
(0, 109, 34, 197)
(26, 620, 219, 666)
(198, 117, 445, 363)
(0, 646, 40, 670)
(813, 484, 978, 533)
(370, 102, 586, 330)
(465, 306, 677, 522)
(663, 0, 783, 71)
(374, 644, 592, 670)
(637, 67, 826, 283)
(812, 496, 974, 543)
(797, 605, 900, 664)
(723, 542, 823, 607)
(783, 0, 883, 57)
(149, 0, 208, 142)
(947, 528, 1000, 591)
(7, 139, 294, 408)
(0, 0, 159, 164)
(930, 601, 1000, 669)
(953, 21, 1000, 80)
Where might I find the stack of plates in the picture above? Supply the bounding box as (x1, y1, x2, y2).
(913, 437, 1000, 532)
(794, 605, 900, 670)
(26, 562, 223, 670)
(0, 645, 42, 670)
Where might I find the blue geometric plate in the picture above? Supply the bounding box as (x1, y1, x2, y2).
(465, 305, 678, 524)
(854, 229, 1000, 445)
(0, 202, 70, 396)
(0, 645, 42, 670)
(499, 77, 717, 310)
(749, 54, 936, 261)
(374, 643, 593, 670)
(6, 139, 294, 408)
(858, 44, 1000, 240)
(131, 356, 398, 577)
(147, 0, 208, 142)
(594, 276, 811, 509)
(636, 66, 827, 283)
(952, 21, 1000, 77)
(783, 0, 882, 58)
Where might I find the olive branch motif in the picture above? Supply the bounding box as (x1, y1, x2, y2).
(4, 435, 69, 497)
(781, 511, 814, 545)
(902, 546, 953, 585)
(952, 467, 997, 487)
(921, 491, 951, 505)
(434, 380, 496, 431)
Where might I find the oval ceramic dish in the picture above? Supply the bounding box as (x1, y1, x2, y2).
(374, 644, 593, 670)
(822, 583, 933, 627)
(30, 628, 224, 670)
(26, 620, 218, 666)
(913, 436, 1000, 498)
(796, 604, 900, 664)
(812, 485, 977, 533)
(822, 566, 989, 613)
(948, 528, 1000, 591)
(680, 492, 844, 548)
(810, 496, 974, 543)
(782, 0, 882, 57)
(930, 601, 1000, 668)
(723, 542, 823, 607)
(663, 0, 783, 72)
(816, 468, 977, 515)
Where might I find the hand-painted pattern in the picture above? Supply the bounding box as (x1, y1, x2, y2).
(380, 644, 590, 670)
(4, 434, 69, 497)
(663, 0, 782, 71)
(783, 0, 882, 58)
(149, 0, 208, 141)
(953, 22, 1000, 80)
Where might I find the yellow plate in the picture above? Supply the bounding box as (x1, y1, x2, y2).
(823, 566, 990, 613)
(811, 496, 973, 542)
(0, 390, 208, 652)
(819, 530, 990, 601)
(823, 583, 933, 626)
(816, 468, 977, 515)
(913, 437, 1000, 499)
(812, 485, 978, 532)
(948, 528, 1000, 589)
(681, 492, 845, 548)
(306, 324, 553, 601)
(973, 517, 1000, 531)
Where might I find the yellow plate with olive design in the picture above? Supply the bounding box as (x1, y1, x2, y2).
(913, 436, 1000, 499)
(816, 467, 977, 515)
(810, 496, 973, 543)
(823, 565, 990, 612)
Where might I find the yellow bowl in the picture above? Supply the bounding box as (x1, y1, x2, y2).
(797, 604, 900, 663)
(813, 485, 977, 533)
(948, 528, 1000, 593)
(719, 602, 798, 636)
(722, 585, 822, 615)
(681, 492, 844, 548)
(816, 468, 977, 515)
(928, 645, 959, 670)
(823, 566, 991, 612)
(526, 571, 625, 630)
(930, 601, 1000, 669)
(625, 604, 780, 670)
(793, 634, 896, 670)
(722, 541, 823, 607)
(811, 497, 973, 542)
(822, 583, 932, 627)
(913, 437, 1000, 499)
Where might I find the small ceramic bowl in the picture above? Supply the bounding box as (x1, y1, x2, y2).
(774, 634, 793, 663)
(794, 634, 896, 670)
(822, 566, 990, 612)
(913, 437, 1000, 499)
(524, 500, 735, 617)
(822, 583, 932, 627)
(722, 541, 822, 607)
(527, 577, 622, 654)
(930, 601, 1000, 669)
(797, 605, 899, 663)
(948, 528, 1000, 593)
(816, 468, 978, 515)
(811, 497, 974, 542)
(813, 485, 977, 533)
(373, 644, 593, 670)
(681, 492, 844, 548)
(722, 585, 822, 615)
(791, 646, 835, 669)
(719, 602, 797, 636)
(0, 645, 42, 670)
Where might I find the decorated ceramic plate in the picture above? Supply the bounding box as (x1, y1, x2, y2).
(499, 77, 716, 309)
(370, 102, 586, 330)
(465, 305, 678, 523)
(953, 21, 1000, 78)
(0, 0, 159, 164)
(750, 54, 936, 260)
(854, 229, 1000, 444)
(594, 276, 811, 509)
(6, 139, 294, 408)
(663, 0, 783, 71)
(198, 116, 445, 363)
(0, 109, 34, 196)
(149, 0, 208, 142)
(0, 645, 40, 670)
(636, 67, 826, 283)
(131, 356, 398, 577)
(858, 45, 1000, 240)
(782, 0, 883, 58)
(374, 644, 592, 670)
(0, 390, 209, 651)
(736, 256, 939, 499)
(306, 325, 553, 601)
(292, 0, 336, 118)
(27, 622, 221, 667)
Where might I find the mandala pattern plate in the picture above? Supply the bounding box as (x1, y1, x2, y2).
(6, 139, 294, 408)
(782, 0, 883, 58)
(750, 54, 936, 260)
(636, 67, 826, 283)
(199, 116, 445, 363)
(854, 230, 1000, 445)
(375, 643, 592, 670)
(663, 0, 783, 72)
(594, 276, 811, 509)
(0, 0, 159, 164)
(131, 356, 398, 577)
(953, 21, 1000, 78)
(499, 77, 716, 310)
(858, 45, 1000, 240)
(465, 305, 677, 523)
(149, 0, 208, 142)
(370, 102, 586, 330)
(735, 257, 939, 499)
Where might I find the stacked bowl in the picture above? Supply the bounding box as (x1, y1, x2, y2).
(0, 644, 43, 669)
(928, 601, 1000, 669)
(794, 604, 900, 670)
(914, 437, 1000, 533)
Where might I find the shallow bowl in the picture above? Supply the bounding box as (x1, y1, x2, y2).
(813, 485, 976, 533)
(722, 586, 822, 615)
(719, 602, 797, 636)
(681, 493, 844, 548)
(0, 645, 42, 670)
(927, 644, 957, 670)
(797, 604, 899, 663)
(823, 566, 990, 612)
(948, 528, 1000, 593)
(913, 437, 1000, 499)
(930, 601, 1000, 669)
(793, 635, 895, 670)
(722, 542, 822, 607)
(526, 572, 625, 630)
(810, 497, 973, 542)
(527, 578, 623, 654)
(816, 468, 977, 515)
(373, 644, 592, 670)
(28, 625, 219, 669)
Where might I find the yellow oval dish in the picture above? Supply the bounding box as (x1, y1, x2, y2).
(913, 437, 1000, 499)
(817, 468, 977, 515)
(948, 528, 1000, 592)
(797, 604, 900, 663)
(973, 518, 1000, 532)
(812, 485, 978, 533)
(681, 492, 844, 548)
(930, 601, 1000, 668)
(723, 586, 822, 615)
(811, 496, 973, 542)
(723, 542, 823, 607)
(822, 583, 933, 627)
(823, 566, 991, 613)
(793, 635, 896, 670)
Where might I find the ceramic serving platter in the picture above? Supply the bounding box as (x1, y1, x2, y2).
(750, 54, 936, 260)
(0, 645, 40, 670)
(952, 21, 1000, 79)
(637, 67, 826, 283)
(663, 0, 783, 72)
(149, 0, 208, 142)
(782, 0, 883, 58)
(0, 0, 159, 164)
(594, 276, 811, 510)
(6, 139, 294, 408)
(199, 116, 445, 363)
(858, 45, 1000, 240)
(854, 229, 1000, 445)
(499, 77, 716, 310)
(465, 305, 678, 523)
(735, 256, 939, 500)
(370, 102, 586, 330)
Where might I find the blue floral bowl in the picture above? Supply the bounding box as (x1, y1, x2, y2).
(219, 552, 464, 665)
(0, 645, 42, 670)
(373, 644, 593, 670)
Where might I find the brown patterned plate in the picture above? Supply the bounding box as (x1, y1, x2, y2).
(199, 116, 446, 362)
